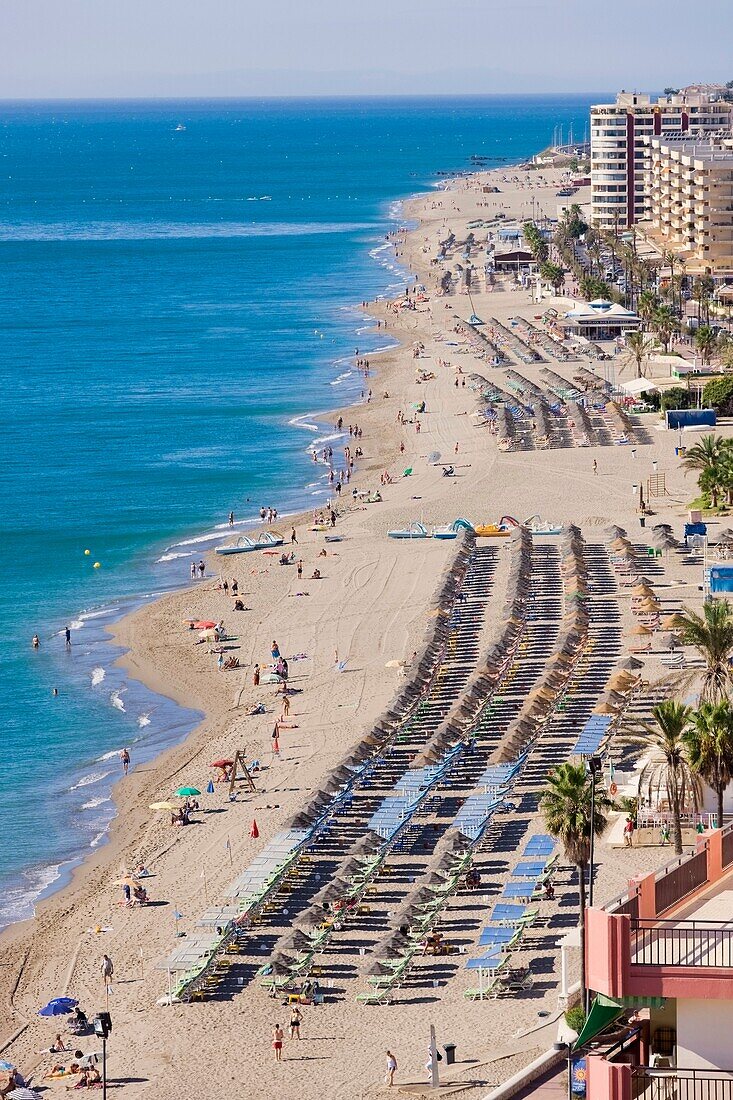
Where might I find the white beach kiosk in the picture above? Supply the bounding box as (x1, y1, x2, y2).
(561, 299, 640, 340)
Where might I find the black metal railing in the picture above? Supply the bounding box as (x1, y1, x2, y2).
(631, 919, 733, 968)
(654, 849, 708, 914)
(632, 1067, 733, 1100)
(722, 823, 733, 869)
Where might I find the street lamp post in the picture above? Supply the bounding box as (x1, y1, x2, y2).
(586, 754, 602, 1015)
(93, 1012, 112, 1100)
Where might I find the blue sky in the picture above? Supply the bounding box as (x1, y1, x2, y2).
(2, 0, 732, 98)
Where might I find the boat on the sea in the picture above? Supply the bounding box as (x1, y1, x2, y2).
(174, 124, 186, 132)
(388, 521, 430, 540)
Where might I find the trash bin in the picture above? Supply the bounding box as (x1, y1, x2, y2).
(443, 1043, 457, 1066)
(639, 516, 646, 528)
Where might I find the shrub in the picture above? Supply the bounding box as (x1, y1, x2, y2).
(702, 376, 733, 414)
(565, 1005, 586, 1034)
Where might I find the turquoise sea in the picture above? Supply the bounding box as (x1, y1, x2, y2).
(0, 95, 595, 929)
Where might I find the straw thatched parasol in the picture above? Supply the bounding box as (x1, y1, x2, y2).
(619, 656, 644, 670)
(628, 623, 653, 636)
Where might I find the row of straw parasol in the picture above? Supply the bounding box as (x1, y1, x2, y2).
(493, 525, 590, 763)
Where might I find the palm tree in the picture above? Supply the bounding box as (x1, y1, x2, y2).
(695, 325, 718, 366)
(624, 331, 657, 379)
(622, 701, 700, 854)
(685, 701, 733, 828)
(637, 290, 660, 326)
(673, 599, 733, 702)
(651, 305, 678, 354)
(681, 434, 726, 507)
(540, 762, 610, 997)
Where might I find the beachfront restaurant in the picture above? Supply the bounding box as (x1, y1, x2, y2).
(493, 249, 537, 273)
(560, 300, 641, 340)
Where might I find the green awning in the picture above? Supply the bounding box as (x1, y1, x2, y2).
(573, 994, 624, 1049)
(574, 994, 666, 1049)
(619, 995, 665, 1009)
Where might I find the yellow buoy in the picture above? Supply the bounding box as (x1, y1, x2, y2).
(93, 562, 101, 569)
(84, 549, 91, 555)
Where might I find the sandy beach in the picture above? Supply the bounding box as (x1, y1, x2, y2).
(1, 161, 722, 1100)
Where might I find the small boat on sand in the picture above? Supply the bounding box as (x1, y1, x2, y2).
(216, 536, 256, 555)
(388, 521, 430, 540)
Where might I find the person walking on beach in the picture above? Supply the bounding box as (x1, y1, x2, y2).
(65, 626, 72, 648)
(190, 562, 196, 580)
(228, 511, 234, 527)
(231, 579, 238, 596)
(271, 640, 280, 661)
(198, 559, 205, 578)
(291, 527, 298, 545)
(385, 1050, 398, 1087)
(120, 748, 130, 776)
(288, 1005, 303, 1040)
(592, 459, 598, 476)
(252, 663, 260, 686)
(101, 954, 114, 990)
(297, 560, 303, 580)
(272, 1024, 284, 1062)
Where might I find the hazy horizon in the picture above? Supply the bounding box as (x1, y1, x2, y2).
(1, 0, 730, 100)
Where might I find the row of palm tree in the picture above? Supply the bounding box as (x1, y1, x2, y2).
(681, 433, 733, 508)
(540, 598, 733, 1004)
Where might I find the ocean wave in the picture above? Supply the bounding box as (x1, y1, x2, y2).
(97, 748, 121, 761)
(169, 531, 223, 548)
(311, 432, 343, 446)
(81, 795, 112, 810)
(110, 690, 126, 712)
(330, 371, 353, 386)
(0, 862, 69, 930)
(156, 551, 192, 563)
(90, 831, 106, 848)
(70, 770, 111, 791)
(80, 607, 120, 622)
(288, 415, 320, 432)
(137, 713, 152, 728)
(0, 220, 377, 243)
(91, 667, 106, 686)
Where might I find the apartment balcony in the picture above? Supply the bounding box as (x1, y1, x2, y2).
(587, 1062, 733, 1100)
(586, 825, 733, 1002)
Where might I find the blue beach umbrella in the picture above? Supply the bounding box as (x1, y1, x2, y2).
(0, 1060, 16, 1071)
(206, 780, 215, 794)
(38, 996, 78, 1017)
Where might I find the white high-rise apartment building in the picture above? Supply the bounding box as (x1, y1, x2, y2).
(644, 134, 733, 277)
(590, 87, 733, 229)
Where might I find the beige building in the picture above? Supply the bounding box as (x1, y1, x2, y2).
(642, 133, 733, 277)
(590, 88, 733, 229)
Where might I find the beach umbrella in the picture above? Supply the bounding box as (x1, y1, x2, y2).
(629, 623, 653, 636)
(189, 620, 217, 629)
(206, 780, 215, 795)
(0, 1063, 16, 1072)
(149, 801, 177, 811)
(175, 786, 201, 798)
(619, 656, 644, 671)
(249, 819, 259, 839)
(211, 759, 233, 769)
(38, 997, 78, 1017)
(278, 929, 313, 953)
(593, 702, 619, 715)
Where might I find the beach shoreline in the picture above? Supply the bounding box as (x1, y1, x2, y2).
(4, 149, 707, 1099)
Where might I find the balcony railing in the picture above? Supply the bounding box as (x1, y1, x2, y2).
(631, 918, 733, 968)
(631, 1067, 733, 1100)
